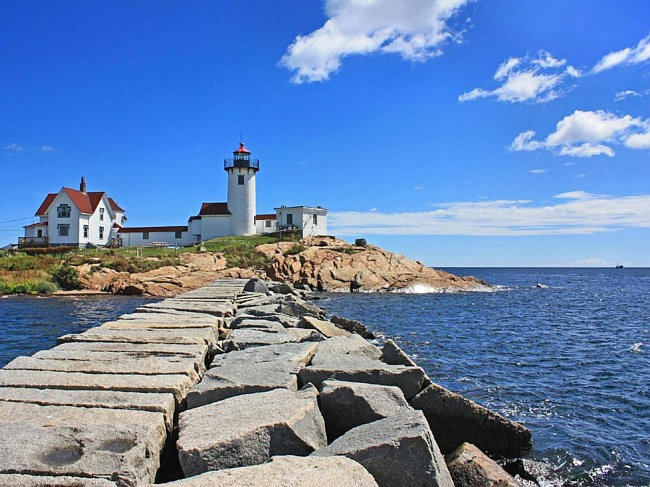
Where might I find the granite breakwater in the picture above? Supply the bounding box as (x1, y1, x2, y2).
(0, 278, 531, 486)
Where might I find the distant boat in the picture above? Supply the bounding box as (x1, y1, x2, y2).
(615, 264, 624, 269)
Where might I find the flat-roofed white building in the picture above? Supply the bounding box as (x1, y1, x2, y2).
(274, 206, 328, 238)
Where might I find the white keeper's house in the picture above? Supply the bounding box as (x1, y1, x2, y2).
(22, 143, 328, 248)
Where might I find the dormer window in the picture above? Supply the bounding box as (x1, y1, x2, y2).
(57, 204, 71, 218)
(99, 208, 104, 221)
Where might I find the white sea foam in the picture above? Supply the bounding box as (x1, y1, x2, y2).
(630, 342, 643, 353)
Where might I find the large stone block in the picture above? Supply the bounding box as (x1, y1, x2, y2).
(0, 474, 117, 486)
(177, 387, 327, 476)
(0, 387, 175, 430)
(48, 341, 207, 360)
(5, 355, 200, 382)
(312, 335, 383, 363)
(319, 380, 411, 440)
(0, 369, 193, 404)
(313, 410, 453, 487)
(186, 342, 317, 408)
(410, 383, 532, 456)
(58, 327, 216, 347)
(299, 355, 427, 400)
(158, 455, 378, 486)
(298, 315, 351, 338)
(222, 329, 295, 350)
(381, 339, 417, 366)
(446, 442, 522, 487)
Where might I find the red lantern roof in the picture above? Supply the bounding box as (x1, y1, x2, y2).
(234, 142, 251, 154)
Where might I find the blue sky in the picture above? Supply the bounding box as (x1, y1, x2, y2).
(1, 0, 649, 266)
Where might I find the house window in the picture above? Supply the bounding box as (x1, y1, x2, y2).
(57, 204, 71, 218)
(287, 214, 293, 226)
(37, 229, 43, 237)
(99, 208, 104, 221)
(99, 226, 104, 239)
(58, 224, 69, 237)
(265, 220, 271, 228)
(143, 232, 149, 240)
(83, 225, 89, 238)
(175, 231, 182, 239)
(238, 175, 245, 185)
(313, 214, 318, 225)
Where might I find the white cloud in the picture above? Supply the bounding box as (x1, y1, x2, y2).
(280, 0, 469, 83)
(459, 50, 579, 103)
(329, 191, 650, 236)
(510, 110, 650, 157)
(592, 33, 650, 73)
(529, 169, 546, 174)
(615, 90, 641, 101)
(3, 143, 56, 153)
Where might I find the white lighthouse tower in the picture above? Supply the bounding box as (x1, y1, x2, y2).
(224, 142, 259, 235)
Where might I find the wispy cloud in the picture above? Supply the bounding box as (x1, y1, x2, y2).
(614, 89, 648, 101)
(329, 191, 650, 236)
(459, 50, 580, 103)
(529, 168, 546, 174)
(592, 33, 650, 73)
(4, 143, 56, 153)
(280, 0, 469, 84)
(510, 109, 650, 157)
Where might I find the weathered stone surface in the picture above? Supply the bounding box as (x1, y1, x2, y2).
(5, 355, 200, 381)
(46, 341, 208, 361)
(381, 339, 417, 366)
(58, 327, 216, 347)
(446, 442, 522, 487)
(243, 278, 269, 293)
(313, 410, 453, 487)
(331, 315, 376, 339)
(122, 311, 223, 323)
(229, 318, 287, 333)
(177, 387, 327, 476)
(319, 380, 411, 440)
(258, 237, 489, 293)
(0, 387, 175, 430)
(230, 312, 298, 329)
(286, 328, 324, 342)
(141, 301, 234, 317)
(298, 315, 351, 338)
(410, 383, 532, 456)
(0, 423, 159, 486)
(186, 342, 317, 408)
(0, 402, 167, 485)
(299, 355, 427, 400)
(157, 455, 378, 486)
(268, 282, 294, 294)
(0, 369, 193, 403)
(0, 474, 117, 486)
(101, 320, 220, 333)
(222, 329, 295, 350)
(312, 335, 383, 363)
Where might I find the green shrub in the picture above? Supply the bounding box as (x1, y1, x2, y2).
(37, 281, 60, 294)
(52, 264, 82, 290)
(284, 243, 306, 256)
(0, 253, 59, 272)
(99, 256, 180, 273)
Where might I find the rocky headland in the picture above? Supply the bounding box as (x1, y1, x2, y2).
(75, 237, 489, 297)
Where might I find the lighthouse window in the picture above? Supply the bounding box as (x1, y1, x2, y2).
(57, 204, 71, 218)
(313, 214, 318, 225)
(238, 175, 245, 185)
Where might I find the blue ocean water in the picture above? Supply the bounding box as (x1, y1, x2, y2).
(319, 268, 650, 486)
(0, 295, 158, 367)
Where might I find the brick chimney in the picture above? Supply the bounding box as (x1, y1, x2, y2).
(80, 176, 86, 193)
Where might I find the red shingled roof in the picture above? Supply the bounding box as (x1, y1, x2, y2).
(24, 222, 48, 227)
(35, 188, 124, 216)
(234, 143, 251, 154)
(108, 197, 124, 212)
(35, 193, 57, 216)
(198, 202, 231, 216)
(255, 214, 276, 221)
(118, 226, 188, 233)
